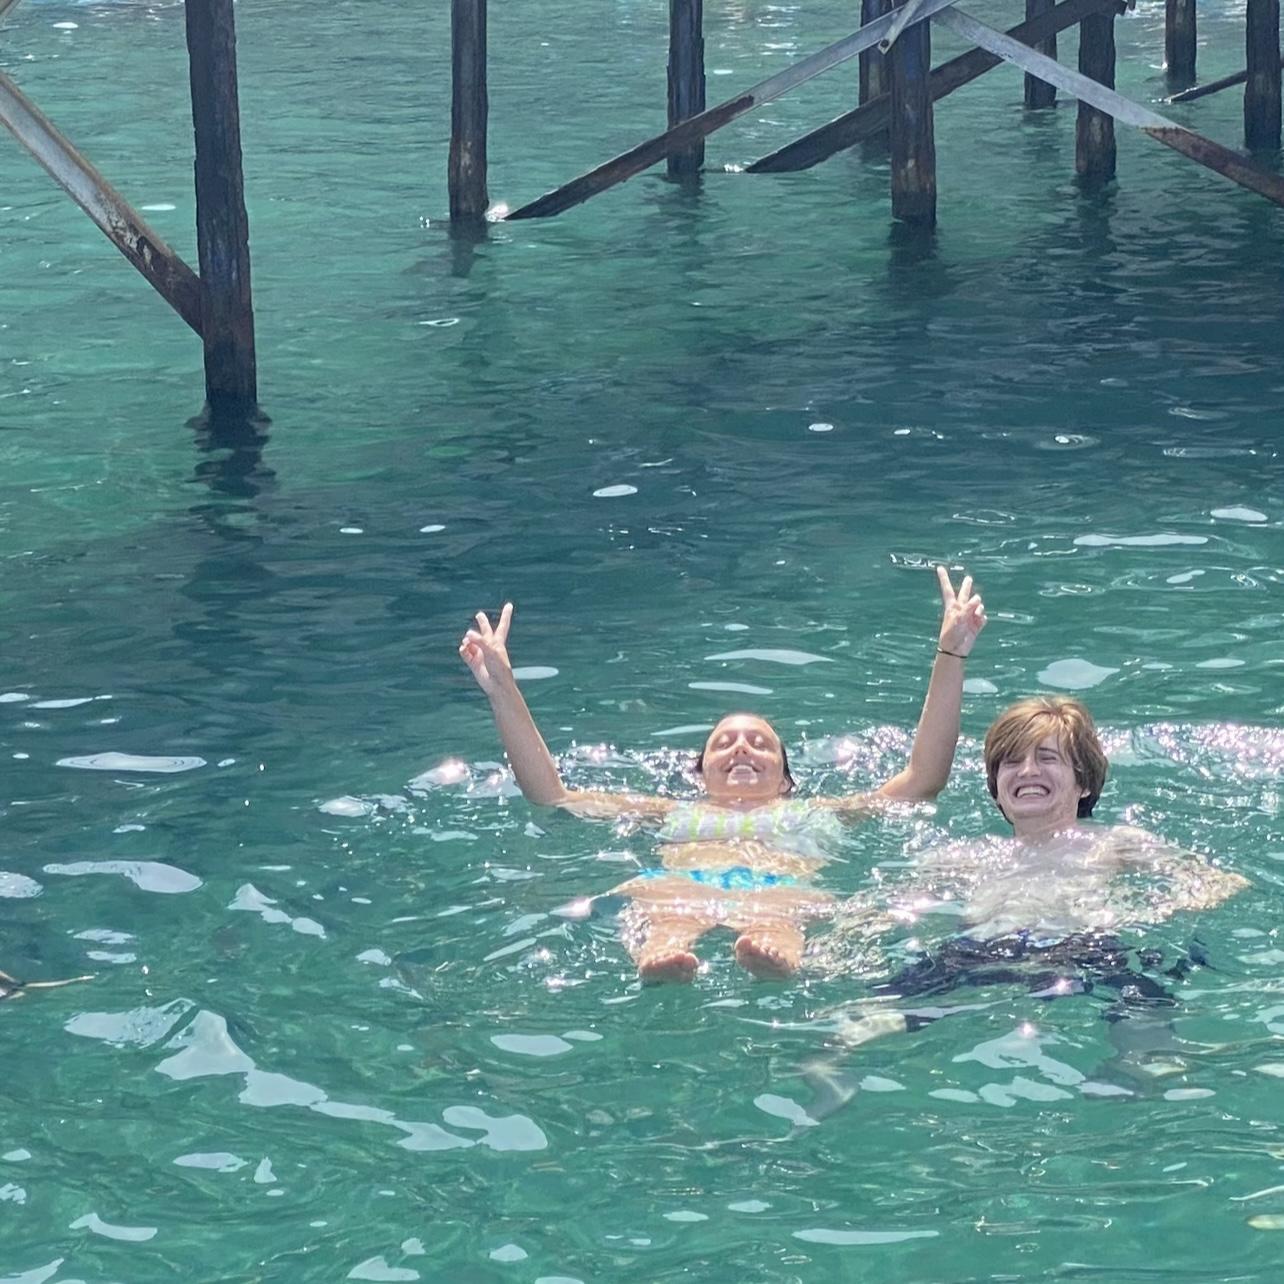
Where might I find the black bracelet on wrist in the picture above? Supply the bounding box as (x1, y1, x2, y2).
(937, 647, 967, 659)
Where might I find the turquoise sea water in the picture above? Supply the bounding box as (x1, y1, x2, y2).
(3, 0, 1284, 1279)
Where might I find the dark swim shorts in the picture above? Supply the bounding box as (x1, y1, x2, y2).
(875, 930, 1203, 1016)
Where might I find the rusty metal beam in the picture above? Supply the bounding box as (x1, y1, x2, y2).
(0, 70, 203, 332)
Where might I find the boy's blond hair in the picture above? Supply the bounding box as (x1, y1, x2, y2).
(983, 696, 1107, 819)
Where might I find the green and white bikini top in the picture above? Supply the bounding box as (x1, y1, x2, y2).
(655, 798, 844, 861)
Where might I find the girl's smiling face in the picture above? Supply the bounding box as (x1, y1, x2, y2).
(698, 714, 791, 805)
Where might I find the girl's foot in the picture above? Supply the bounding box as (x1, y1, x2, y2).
(639, 949, 699, 984)
(734, 933, 799, 980)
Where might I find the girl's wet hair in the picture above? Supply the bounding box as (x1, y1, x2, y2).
(693, 714, 797, 795)
(983, 695, 1108, 819)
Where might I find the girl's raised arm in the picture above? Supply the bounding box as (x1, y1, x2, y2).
(460, 603, 675, 820)
(876, 566, 986, 802)
(824, 566, 986, 817)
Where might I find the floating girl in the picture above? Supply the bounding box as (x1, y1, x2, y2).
(459, 567, 985, 983)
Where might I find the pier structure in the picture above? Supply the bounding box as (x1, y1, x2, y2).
(449, 0, 1284, 229)
(3, 0, 1281, 415)
(0, 0, 258, 418)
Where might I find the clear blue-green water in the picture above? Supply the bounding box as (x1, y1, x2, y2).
(3, 0, 1284, 1279)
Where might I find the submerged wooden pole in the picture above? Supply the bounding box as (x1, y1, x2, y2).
(0, 72, 203, 331)
(185, 0, 257, 415)
(667, 0, 705, 176)
(450, 0, 489, 222)
(888, 18, 936, 224)
(1024, 0, 1057, 107)
(1245, 0, 1282, 149)
(1076, 8, 1117, 182)
(1165, 0, 1197, 86)
(860, 0, 893, 104)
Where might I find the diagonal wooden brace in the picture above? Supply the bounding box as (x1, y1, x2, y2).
(934, 5, 1284, 207)
(505, 0, 960, 220)
(879, 0, 933, 53)
(0, 71, 204, 332)
(749, 0, 1123, 172)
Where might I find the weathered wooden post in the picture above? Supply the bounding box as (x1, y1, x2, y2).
(449, 0, 489, 223)
(1165, 0, 1197, 86)
(1076, 8, 1117, 182)
(860, 0, 893, 104)
(1245, 0, 1282, 149)
(1024, 0, 1057, 107)
(888, 19, 936, 223)
(185, 0, 257, 416)
(668, 0, 705, 176)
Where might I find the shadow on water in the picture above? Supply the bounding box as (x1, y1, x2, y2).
(188, 405, 275, 503)
(886, 217, 953, 300)
(1070, 181, 1120, 259)
(446, 217, 490, 279)
(657, 168, 706, 203)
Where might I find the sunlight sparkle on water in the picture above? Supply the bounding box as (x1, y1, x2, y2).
(424, 759, 470, 786)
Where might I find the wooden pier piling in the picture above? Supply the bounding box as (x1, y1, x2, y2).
(1245, 0, 1282, 149)
(860, 0, 893, 104)
(185, 0, 257, 416)
(449, 0, 489, 222)
(1024, 0, 1058, 108)
(1076, 8, 1117, 183)
(888, 19, 936, 224)
(1165, 0, 1197, 87)
(667, 0, 706, 176)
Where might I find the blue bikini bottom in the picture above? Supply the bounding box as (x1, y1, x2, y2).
(635, 866, 799, 893)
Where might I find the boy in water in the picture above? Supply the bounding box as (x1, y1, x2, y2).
(831, 695, 1248, 1046)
